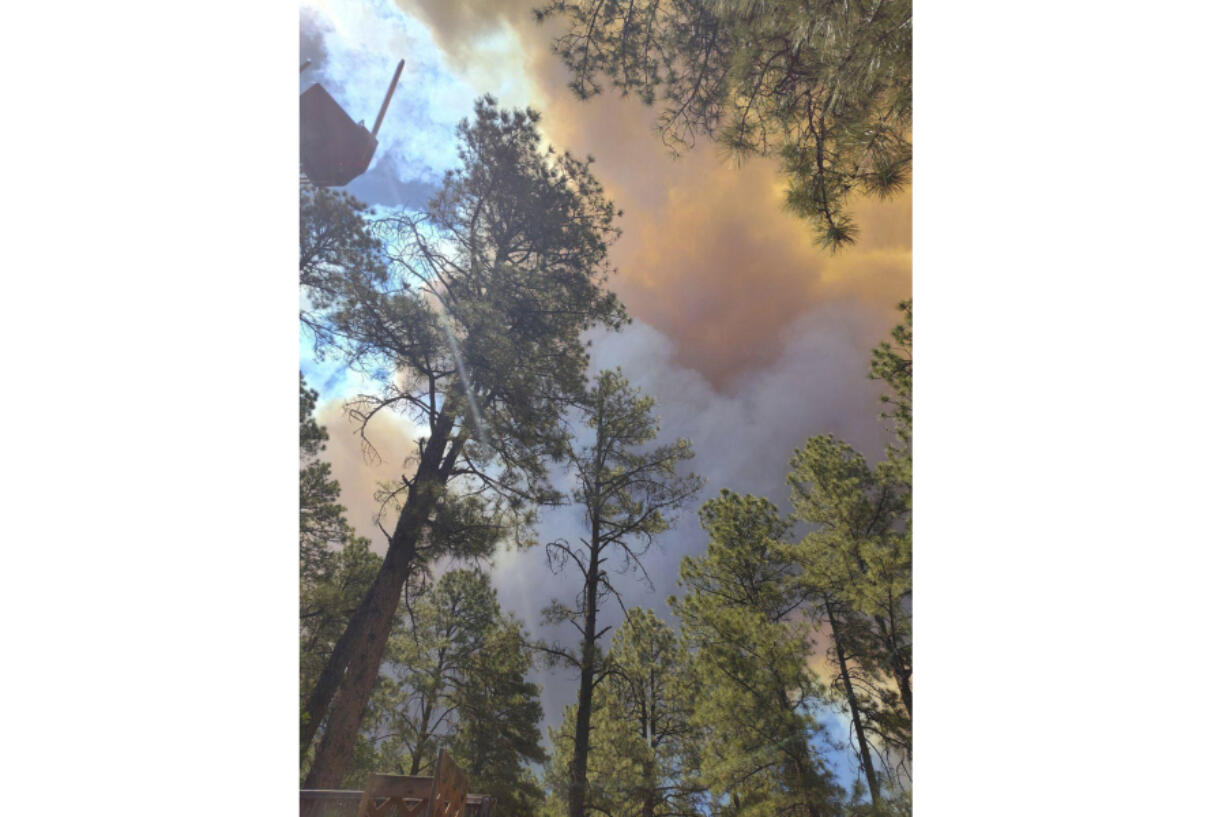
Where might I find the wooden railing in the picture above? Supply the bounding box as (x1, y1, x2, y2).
(299, 790, 494, 817)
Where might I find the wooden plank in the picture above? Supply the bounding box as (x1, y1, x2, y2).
(428, 751, 469, 817)
(402, 797, 429, 817)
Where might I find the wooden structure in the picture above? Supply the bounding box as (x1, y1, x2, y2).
(300, 750, 495, 817)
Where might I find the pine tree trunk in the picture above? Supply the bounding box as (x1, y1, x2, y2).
(303, 417, 458, 787)
(568, 543, 601, 817)
(304, 561, 406, 787)
(640, 754, 656, 817)
(642, 684, 656, 817)
(827, 601, 879, 805)
(892, 655, 912, 719)
(300, 573, 378, 758)
(409, 693, 436, 775)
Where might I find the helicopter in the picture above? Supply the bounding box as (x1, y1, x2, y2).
(300, 58, 404, 187)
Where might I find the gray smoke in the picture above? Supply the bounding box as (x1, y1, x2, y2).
(485, 300, 895, 733)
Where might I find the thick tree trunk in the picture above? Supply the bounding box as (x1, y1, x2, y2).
(568, 545, 601, 817)
(300, 573, 378, 758)
(827, 601, 879, 805)
(303, 416, 458, 787)
(304, 559, 407, 787)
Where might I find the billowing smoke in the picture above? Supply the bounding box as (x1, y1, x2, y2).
(317, 301, 899, 731)
(393, 0, 911, 388)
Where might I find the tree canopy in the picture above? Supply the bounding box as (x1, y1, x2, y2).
(536, 0, 912, 249)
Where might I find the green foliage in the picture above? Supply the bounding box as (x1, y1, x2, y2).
(537, 0, 912, 249)
(788, 435, 909, 620)
(299, 184, 388, 354)
(672, 491, 845, 817)
(450, 621, 548, 817)
(311, 95, 631, 550)
(542, 369, 702, 817)
(353, 569, 547, 817)
(541, 707, 584, 817)
(544, 609, 705, 817)
(299, 374, 381, 762)
(869, 300, 912, 490)
(844, 789, 912, 817)
(786, 304, 912, 780)
(299, 374, 379, 686)
(571, 369, 703, 560)
(299, 373, 344, 564)
(542, 368, 703, 663)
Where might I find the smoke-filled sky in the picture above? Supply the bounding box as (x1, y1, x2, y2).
(300, 0, 911, 788)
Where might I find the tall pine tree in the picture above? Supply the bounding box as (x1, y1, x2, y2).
(299, 97, 628, 786)
(540, 369, 701, 817)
